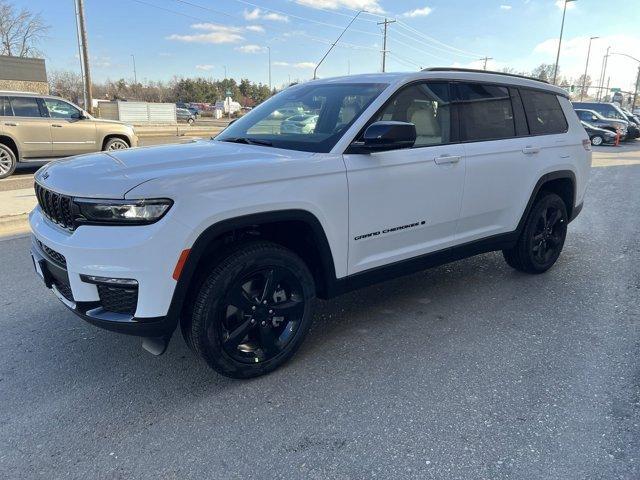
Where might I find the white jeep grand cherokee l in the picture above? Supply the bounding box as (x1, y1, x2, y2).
(30, 69, 591, 378)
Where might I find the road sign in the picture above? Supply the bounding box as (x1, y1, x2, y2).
(611, 87, 621, 92)
(226, 90, 232, 97)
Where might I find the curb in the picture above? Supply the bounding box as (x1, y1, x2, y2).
(0, 213, 30, 238)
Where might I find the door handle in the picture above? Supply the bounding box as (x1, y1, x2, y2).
(434, 154, 462, 165)
(4, 122, 18, 126)
(52, 124, 63, 128)
(522, 146, 541, 154)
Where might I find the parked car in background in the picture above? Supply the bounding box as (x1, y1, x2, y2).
(620, 107, 640, 126)
(0, 91, 137, 179)
(176, 102, 200, 118)
(573, 101, 639, 139)
(581, 121, 617, 146)
(269, 107, 304, 119)
(280, 113, 319, 134)
(574, 109, 628, 139)
(176, 107, 195, 125)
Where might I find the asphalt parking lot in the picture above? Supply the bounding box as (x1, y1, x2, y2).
(0, 145, 639, 479)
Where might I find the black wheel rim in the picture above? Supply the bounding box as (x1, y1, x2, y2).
(217, 266, 305, 364)
(531, 205, 566, 266)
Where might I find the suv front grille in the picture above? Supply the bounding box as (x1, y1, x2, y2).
(52, 278, 74, 302)
(97, 285, 138, 316)
(34, 183, 75, 230)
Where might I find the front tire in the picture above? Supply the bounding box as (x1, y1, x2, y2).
(103, 138, 129, 151)
(189, 241, 315, 378)
(502, 192, 568, 274)
(187, 118, 194, 125)
(0, 143, 17, 179)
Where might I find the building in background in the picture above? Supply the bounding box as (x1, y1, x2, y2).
(0, 55, 48, 94)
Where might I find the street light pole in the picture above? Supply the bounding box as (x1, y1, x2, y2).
(131, 54, 137, 84)
(580, 36, 598, 101)
(597, 46, 610, 101)
(313, 10, 363, 80)
(607, 52, 640, 109)
(267, 46, 271, 91)
(552, 0, 576, 85)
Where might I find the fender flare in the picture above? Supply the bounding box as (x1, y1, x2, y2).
(164, 209, 339, 330)
(515, 169, 577, 235)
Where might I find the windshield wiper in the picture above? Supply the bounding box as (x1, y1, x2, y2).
(220, 137, 274, 147)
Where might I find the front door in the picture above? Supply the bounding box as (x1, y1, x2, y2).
(42, 98, 97, 157)
(344, 81, 466, 275)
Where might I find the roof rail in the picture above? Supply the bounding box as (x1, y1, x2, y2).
(422, 67, 549, 84)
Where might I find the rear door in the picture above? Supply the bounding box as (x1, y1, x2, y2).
(454, 82, 531, 243)
(42, 98, 97, 156)
(6, 96, 52, 159)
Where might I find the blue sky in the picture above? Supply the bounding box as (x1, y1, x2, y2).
(17, 0, 640, 90)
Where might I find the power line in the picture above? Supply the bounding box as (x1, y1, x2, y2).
(395, 20, 484, 58)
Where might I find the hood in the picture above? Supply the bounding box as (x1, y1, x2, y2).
(34, 140, 300, 198)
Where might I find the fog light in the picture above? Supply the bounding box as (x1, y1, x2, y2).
(80, 275, 138, 286)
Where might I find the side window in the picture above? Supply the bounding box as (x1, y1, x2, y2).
(9, 97, 42, 117)
(0, 96, 13, 116)
(520, 89, 568, 135)
(373, 82, 451, 147)
(456, 83, 515, 141)
(44, 98, 81, 119)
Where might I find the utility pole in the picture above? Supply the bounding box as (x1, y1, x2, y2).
(377, 17, 396, 73)
(580, 36, 598, 101)
(75, 0, 92, 113)
(479, 57, 493, 70)
(553, 0, 576, 85)
(73, 0, 87, 109)
(131, 54, 137, 84)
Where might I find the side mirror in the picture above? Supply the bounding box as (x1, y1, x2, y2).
(353, 121, 416, 153)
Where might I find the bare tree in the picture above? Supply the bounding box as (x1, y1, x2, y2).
(531, 63, 556, 83)
(0, 0, 49, 57)
(48, 70, 84, 105)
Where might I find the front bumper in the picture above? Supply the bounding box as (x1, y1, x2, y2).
(29, 207, 189, 337)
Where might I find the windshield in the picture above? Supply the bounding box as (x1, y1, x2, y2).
(215, 82, 388, 153)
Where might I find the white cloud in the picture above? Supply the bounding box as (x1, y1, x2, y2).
(167, 24, 244, 43)
(245, 25, 265, 33)
(401, 6, 432, 17)
(272, 61, 316, 68)
(294, 0, 384, 14)
(93, 56, 112, 68)
(555, 0, 576, 9)
(243, 8, 288, 22)
(235, 44, 266, 53)
(500, 5, 512, 10)
(195, 64, 214, 71)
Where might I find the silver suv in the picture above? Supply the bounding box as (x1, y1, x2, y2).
(0, 92, 138, 179)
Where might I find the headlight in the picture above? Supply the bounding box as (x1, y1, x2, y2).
(74, 198, 172, 225)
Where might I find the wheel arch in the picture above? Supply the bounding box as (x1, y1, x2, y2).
(166, 209, 339, 334)
(517, 170, 577, 234)
(101, 134, 131, 150)
(0, 134, 21, 161)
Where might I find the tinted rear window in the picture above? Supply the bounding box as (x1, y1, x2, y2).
(456, 83, 515, 141)
(9, 97, 41, 117)
(0, 96, 12, 116)
(520, 90, 568, 135)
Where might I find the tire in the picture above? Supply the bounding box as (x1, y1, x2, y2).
(187, 118, 194, 125)
(103, 137, 129, 151)
(0, 143, 17, 179)
(502, 192, 568, 274)
(189, 241, 316, 378)
(591, 135, 603, 146)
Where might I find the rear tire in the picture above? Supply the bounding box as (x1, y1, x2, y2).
(189, 241, 315, 378)
(591, 135, 603, 146)
(0, 143, 17, 179)
(502, 192, 568, 274)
